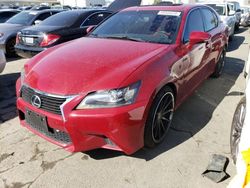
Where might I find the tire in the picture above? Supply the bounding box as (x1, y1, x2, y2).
(230, 96, 246, 164)
(229, 34, 233, 42)
(144, 86, 175, 148)
(5, 38, 17, 58)
(211, 48, 226, 78)
(235, 23, 239, 31)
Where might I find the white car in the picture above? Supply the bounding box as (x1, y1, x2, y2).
(204, 3, 237, 41)
(230, 47, 250, 163)
(240, 6, 250, 27)
(0, 49, 6, 73)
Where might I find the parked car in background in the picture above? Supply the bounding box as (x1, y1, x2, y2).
(31, 5, 51, 11)
(0, 49, 6, 73)
(15, 9, 112, 58)
(18, 6, 32, 11)
(240, 6, 250, 27)
(51, 5, 72, 10)
(16, 4, 228, 154)
(0, 9, 60, 57)
(228, 1, 241, 30)
(230, 49, 250, 163)
(0, 9, 20, 23)
(204, 3, 236, 41)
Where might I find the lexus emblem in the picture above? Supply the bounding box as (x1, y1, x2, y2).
(31, 95, 41, 108)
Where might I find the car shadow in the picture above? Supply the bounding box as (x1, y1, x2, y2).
(85, 56, 245, 161)
(227, 36, 245, 52)
(6, 57, 22, 63)
(235, 27, 248, 34)
(0, 73, 20, 123)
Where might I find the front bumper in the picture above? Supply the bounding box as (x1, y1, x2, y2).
(0, 50, 6, 73)
(15, 44, 45, 58)
(16, 83, 148, 155)
(0, 42, 6, 53)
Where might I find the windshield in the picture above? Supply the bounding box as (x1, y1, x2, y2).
(90, 10, 182, 44)
(6, 11, 36, 25)
(207, 4, 227, 16)
(40, 12, 79, 27)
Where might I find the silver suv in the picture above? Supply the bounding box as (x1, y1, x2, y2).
(228, 1, 242, 30)
(204, 3, 236, 41)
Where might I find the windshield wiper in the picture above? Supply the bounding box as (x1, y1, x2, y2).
(103, 35, 144, 42)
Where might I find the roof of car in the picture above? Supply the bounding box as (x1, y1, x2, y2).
(123, 4, 205, 12)
(199, 2, 233, 5)
(0, 9, 20, 12)
(23, 9, 61, 14)
(65, 9, 108, 13)
(52, 9, 111, 17)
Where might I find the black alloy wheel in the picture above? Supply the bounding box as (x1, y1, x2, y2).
(211, 48, 226, 78)
(144, 86, 175, 148)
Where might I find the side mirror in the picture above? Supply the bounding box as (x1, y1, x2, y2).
(86, 26, 95, 34)
(189, 31, 211, 46)
(34, 20, 42, 25)
(236, 9, 241, 12)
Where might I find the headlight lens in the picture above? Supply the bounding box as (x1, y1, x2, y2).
(76, 81, 141, 109)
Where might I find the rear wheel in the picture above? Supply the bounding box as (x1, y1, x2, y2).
(6, 38, 17, 57)
(235, 23, 240, 31)
(229, 34, 234, 42)
(211, 48, 226, 78)
(230, 96, 246, 164)
(144, 86, 175, 148)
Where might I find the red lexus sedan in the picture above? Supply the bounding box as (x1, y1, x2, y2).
(16, 4, 228, 155)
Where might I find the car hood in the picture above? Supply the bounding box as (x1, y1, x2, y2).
(25, 37, 169, 95)
(21, 25, 65, 35)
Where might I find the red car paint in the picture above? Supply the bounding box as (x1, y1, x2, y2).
(16, 5, 228, 154)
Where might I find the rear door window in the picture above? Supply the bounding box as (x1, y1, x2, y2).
(81, 12, 112, 27)
(35, 12, 52, 22)
(0, 12, 17, 22)
(200, 8, 218, 32)
(183, 9, 204, 43)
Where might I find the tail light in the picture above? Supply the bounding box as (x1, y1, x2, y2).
(16, 32, 21, 44)
(40, 34, 60, 47)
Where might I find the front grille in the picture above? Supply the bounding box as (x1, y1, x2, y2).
(21, 85, 67, 115)
(25, 110, 71, 144)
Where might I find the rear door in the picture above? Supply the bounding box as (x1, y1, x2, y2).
(181, 8, 211, 93)
(200, 7, 224, 74)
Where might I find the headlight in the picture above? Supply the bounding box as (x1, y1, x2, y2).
(0, 33, 4, 38)
(76, 81, 141, 109)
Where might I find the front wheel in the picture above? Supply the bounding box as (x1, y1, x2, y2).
(144, 86, 175, 148)
(230, 96, 246, 164)
(6, 38, 17, 58)
(211, 49, 226, 78)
